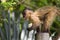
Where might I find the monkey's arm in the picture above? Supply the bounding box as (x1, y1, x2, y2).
(31, 15, 42, 29)
(27, 14, 42, 30)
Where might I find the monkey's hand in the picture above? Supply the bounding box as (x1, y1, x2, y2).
(27, 23, 33, 31)
(27, 14, 43, 31)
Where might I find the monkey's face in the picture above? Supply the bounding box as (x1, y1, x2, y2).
(23, 10, 33, 20)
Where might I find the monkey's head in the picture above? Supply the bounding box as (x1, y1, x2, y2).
(22, 8, 33, 20)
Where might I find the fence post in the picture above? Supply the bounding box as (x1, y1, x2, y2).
(35, 32, 49, 40)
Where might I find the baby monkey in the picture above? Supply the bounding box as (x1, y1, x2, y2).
(22, 6, 60, 32)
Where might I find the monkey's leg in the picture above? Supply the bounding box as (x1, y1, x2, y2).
(42, 9, 57, 33)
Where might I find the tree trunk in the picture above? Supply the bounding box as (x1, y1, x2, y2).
(35, 32, 49, 40)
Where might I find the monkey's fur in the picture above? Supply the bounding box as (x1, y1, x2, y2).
(22, 6, 60, 32)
